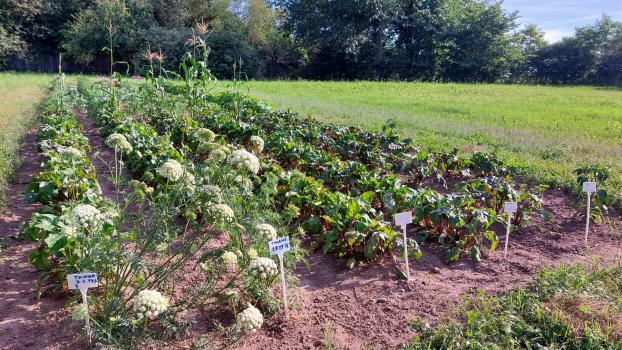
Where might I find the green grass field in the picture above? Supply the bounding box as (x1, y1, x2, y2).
(220, 81, 622, 190)
(0, 73, 50, 206)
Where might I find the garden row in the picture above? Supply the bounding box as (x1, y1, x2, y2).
(20, 76, 301, 346)
(131, 77, 543, 265)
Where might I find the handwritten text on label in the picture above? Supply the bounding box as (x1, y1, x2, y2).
(269, 237, 291, 256)
(67, 273, 98, 290)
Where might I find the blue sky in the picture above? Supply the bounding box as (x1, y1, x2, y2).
(502, 0, 622, 42)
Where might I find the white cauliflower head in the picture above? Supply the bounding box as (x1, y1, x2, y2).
(236, 305, 263, 334)
(255, 223, 277, 241)
(249, 257, 278, 281)
(227, 149, 260, 175)
(157, 159, 184, 181)
(59, 146, 83, 160)
(249, 135, 265, 154)
(133, 290, 169, 320)
(105, 133, 133, 153)
(199, 184, 223, 205)
(195, 128, 216, 143)
(221, 251, 238, 268)
(71, 204, 103, 230)
(209, 203, 235, 223)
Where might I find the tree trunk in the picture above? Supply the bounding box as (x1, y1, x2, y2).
(373, 22, 385, 78)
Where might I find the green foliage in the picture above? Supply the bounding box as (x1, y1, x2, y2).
(0, 25, 25, 68)
(2, 0, 622, 84)
(156, 86, 544, 265)
(533, 16, 622, 85)
(22, 59, 305, 345)
(211, 80, 622, 198)
(402, 264, 622, 349)
(61, 0, 152, 66)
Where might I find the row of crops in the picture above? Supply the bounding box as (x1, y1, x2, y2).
(21, 76, 304, 346)
(14, 28, 621, 344)
(123, 71, 544, 265)
(19, 44, 575, 346)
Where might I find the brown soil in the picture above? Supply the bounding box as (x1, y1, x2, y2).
(77, 112, 118, 199)
(1, 116, 620, 350)
(0, 125, 81, 349)
(236, 192, 621, 350)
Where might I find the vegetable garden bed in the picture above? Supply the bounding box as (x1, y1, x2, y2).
(1, 49, 621, 349)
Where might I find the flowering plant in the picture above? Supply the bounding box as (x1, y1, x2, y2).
(157, 159, 184, 181)
(133, 290, 169, 320)
(227, 149, 260, 175)
(236, 305, 264, 334)
(249, 257, 278, 281)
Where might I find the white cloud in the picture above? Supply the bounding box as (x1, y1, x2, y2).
(543, 28, 572, 43)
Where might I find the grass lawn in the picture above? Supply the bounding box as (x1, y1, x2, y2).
(0, 72, 51, 206)
(217, 81, 622, 190)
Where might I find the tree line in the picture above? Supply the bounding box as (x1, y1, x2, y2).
(1, 0, 621, 85)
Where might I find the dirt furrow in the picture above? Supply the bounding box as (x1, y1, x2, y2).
(0, 125, 76, 349)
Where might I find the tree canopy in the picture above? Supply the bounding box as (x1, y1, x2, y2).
(1, 0, 621, 84)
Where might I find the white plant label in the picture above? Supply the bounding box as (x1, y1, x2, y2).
(395, 211, 413, 281)
(502, 203, 516, 259)
(268, 237, 290, 320)
(582, 182, 597, 193)
(67, 273, 98, 290)
(582, 182, 596, 246)
(395, 211, 413, 229)
(269, 236, 291, 256)
(504, 202, 518, 214)
(67, 273, 98, 343)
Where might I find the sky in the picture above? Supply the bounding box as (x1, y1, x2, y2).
(502, 0, 622, 43)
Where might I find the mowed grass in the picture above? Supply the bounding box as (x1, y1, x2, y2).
(219, 81, 622, 190)
(0, 73, 51, 207)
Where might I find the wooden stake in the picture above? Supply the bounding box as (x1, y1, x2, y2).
(278, 253, 289, 320)
(584, 192, 591, 247)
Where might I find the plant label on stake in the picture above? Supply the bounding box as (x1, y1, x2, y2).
(269, 236, 291, 320)
(67, 273, 98, 343)
(503, 202, 517, 259)
(395, 211, 413, 281)
(582, 182, 597, 246)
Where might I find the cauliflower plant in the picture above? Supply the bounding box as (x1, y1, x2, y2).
(221, 251, 238, 268)
(249, 135, 264, 154)
(234, 175, 253, 195)
(105, 133, 133, 153)
(157, 159, 184, 181)
(61, 222, 79, 239)
(227, 149, 260, 175)
(249, 257, 278, 281)
(209, 203, 235, 223)
(198, 184, 223, 205)
(208, 149, 227, 163)
(59, 146, 83, 160)
(180, 170, 196, 195)
(133, 290, 169, 320)
(195, 128, 216, 142)
(71, 204, 103, 230)
(236, 305, 264, 334)
(255, 223, 277, 241)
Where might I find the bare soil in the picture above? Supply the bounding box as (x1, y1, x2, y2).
(1, 116, 620, 350)
(0, 125, 81, 349)
(236, 192, 621, 350)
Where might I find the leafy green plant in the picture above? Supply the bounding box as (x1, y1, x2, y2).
(575, 165, 614, 223)
(403, 264, 622, 349)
